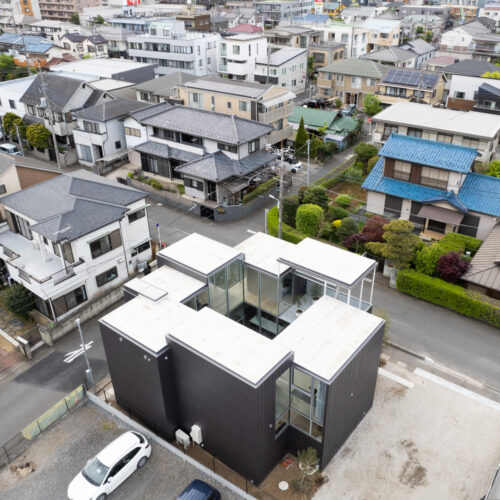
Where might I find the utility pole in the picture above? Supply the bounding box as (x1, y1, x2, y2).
(14, 123, 24, 156)
(306, 138, 310, 185)
(75, 318, 93, 387)
(278, 142, 284, 240)
(266, 44, 270, 85)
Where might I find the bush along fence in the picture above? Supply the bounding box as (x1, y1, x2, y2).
(267, 206, 306, 244)
(396, 269, 500, 328)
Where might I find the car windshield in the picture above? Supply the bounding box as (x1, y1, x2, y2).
(82, 458, 109, 487)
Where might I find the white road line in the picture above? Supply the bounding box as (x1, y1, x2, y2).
(414, 368, 500, 411)
(378, 367, 414, 389)
(246, 229, 257, 234)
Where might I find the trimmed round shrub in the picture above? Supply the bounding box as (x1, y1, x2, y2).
(283, 194, 300, 227)
(296, 203, 324, 237)
(415, 243, 448, 276)
(328, 206, 349, 221)
(4, 284, 34, 320)
(302, 185, 330, 210)
(335, 194, 352, 207)
(318, 221, 334, 241)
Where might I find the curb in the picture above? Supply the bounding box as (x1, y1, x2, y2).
(384, 340, 427, 361)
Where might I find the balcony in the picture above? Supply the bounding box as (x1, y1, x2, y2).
(268, 126, 293, 146)
(258, 102, 294, 123)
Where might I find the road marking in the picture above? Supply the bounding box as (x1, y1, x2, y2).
(246, 229, 257, 234)
(64, 341, 93, 364)
(378, 367, 414, 389)
(414, 368, 500, 411)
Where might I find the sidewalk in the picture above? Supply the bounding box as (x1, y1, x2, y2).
(0, 304, 33, 373)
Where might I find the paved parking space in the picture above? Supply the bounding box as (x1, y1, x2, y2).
(1, 402, 243, 500)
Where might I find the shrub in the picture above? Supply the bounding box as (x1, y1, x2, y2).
(294, 117, 308, 155)
(267, 206, 306, 244)
(148, 179, 163, 190)
(380, 219, 420, 269)
(336, 216, 358, 243)
(177, 184, 185, 195)
(296, 203, 324, 237)
(332, 219, 342, 228)
(283, 194, 300, 227)
(242, 178, 276, 203)
(367, 155, 380, 173)
(363, 93, 382, 116)
(396, 270, 500, 328)
(439, 233, 482, 256)
(317, 141, 337, 161)
(436, 252, 470, 282)
(486, 160, 500, 178)
(334, 98, 342, 108)
(327, 206, 348, 221)
(335, 194, 352, 207)
(321, 176, 340, 190)
(297, 184, 307, 204)
(354, 142, 379, 167)
(344, 232, 370, 251)
(414, 243, 448, 276)
(127, 172, 134, 178)
(3, 284, 34, 319)
(361, 215, 389, 242)
(318, 221, 334, 241)
(302, 185, 329, 210)
(342, 165, 364, 184)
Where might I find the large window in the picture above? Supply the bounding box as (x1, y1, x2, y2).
(52, 285, 87, 317)
(6, 211, 32, 240)
(96, 267, 118, 287)
(217, 142, 237, 154)
(248, 139, 259, 154)
(383, 124, 398, 140)
(407, 127, 422, 138)
(275, 368, 290, 435)
(393, 161, 411, 181)
(89, 230, 122, 259)
(131, 241, 150, 256)
(83, 120, 99, 133)
(184, 178, 203, 191)
(78, 144, 92, 162)
(420, 167, 449, 190)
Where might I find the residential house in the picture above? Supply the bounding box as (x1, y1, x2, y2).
(340, 6, 379, 23)
(426, 55, 457, 72)
(474, 83, 500, 114)
(123, 103, 275, 209)
(479, 5, 500, 30)
(0, 170, 151, 321)
(73, 98, 151, 169)
(99, 231, 383, 485)
(255, 0, 314, 27)
(60, 34, 108, 58)
(133, 72, 198, 105)
(376, 68, 444, 107)
(362, 46, 418, 69)
(94, 26, 134, 59)
(254, 47, 308, 93)
(225, 23, 263, 35)
(38, 0, 100, 22)
(127, 19, 220, 77)
(437, 19, 500, 62)
(218, 33, 267, 81)
(0, 75, 36, 124)
(310, 21, 369, 58)
(27, 19, 81, 41)
(262, 26, 321, 49)
(447, 73, 500, 113)
(317, 58, 386, 106)
(400, 15, 444, 42)
(0, 33, 64, 67)
(463, 224, 500, 300)
(176, 12, 212, 32)
(20, 73, 110, 146)
(371, 102, 500, 166)
(177, 75, 295, 145)
(309, 41, 344, 71)
(400, 38, 436, 68)
(364, 18, 401, 52)
(362, 133, 500, 240)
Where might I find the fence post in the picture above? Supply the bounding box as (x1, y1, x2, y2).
(37, 420, 42, 433)
(64, 397, 70, 411)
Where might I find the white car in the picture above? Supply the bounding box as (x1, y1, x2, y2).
(67, 431, 151, 500)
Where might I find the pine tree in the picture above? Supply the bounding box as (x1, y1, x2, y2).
(294, 117, 308, 156)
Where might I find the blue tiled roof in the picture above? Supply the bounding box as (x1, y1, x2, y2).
(379, 134, 476, 173)
(459, 172, 500, 217)
(0, 33, 55, 53)
(363, 158, 500, 217)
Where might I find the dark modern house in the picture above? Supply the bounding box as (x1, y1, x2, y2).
(99, 232, 384, 484)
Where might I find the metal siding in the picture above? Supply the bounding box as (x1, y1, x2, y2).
(321, 324, 384, 467)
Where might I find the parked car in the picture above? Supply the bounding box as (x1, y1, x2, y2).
(306, 97, 326, 108)
(283, 158, 303, 173)
(67, 431, 151, 500)
(341, 104, 357, 117)
(177, 479, 221, 500)
(0, 143, 20, 155)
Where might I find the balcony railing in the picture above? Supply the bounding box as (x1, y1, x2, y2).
(258, 102, 294, 123)
(268, 126, 293, 146)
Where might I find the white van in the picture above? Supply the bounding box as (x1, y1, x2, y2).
(0, 143, 20, 155)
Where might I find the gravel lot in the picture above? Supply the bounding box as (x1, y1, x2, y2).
(0, 402, 244, 500)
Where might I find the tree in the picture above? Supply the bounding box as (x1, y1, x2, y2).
(336, 217, 358, 243)
(486, 160, 500, 177)
(26, 123, 52, 150)
(424, 31, 433, 43)
(415, 26, 424, 34)
(296, 204, 324, 237)
(335, 194, 351, 207)
(354, 142, 379, 167)
(362, 215, 389, 242)
(378, 219, 420, 269)
(363, 93, 382, 116)
(302, 185, 329, 210)
(283, 194, 300, 227)
(69, 12, 80, 24)
(0, 54, 15, 81)
(334, 98, 342, 108)
(2, 112, 26, 140)
(4, 284, 34, 320)
(307, 55, 315, 81)
(414, 243, 447, 276)
(93, 14, 105, 24)
(293, 447, 320, 493)
(367, 155, 380, 173)
(309, 134, 322, 159)
(294, 117, 308, 155)
(436, 252, 470, 282)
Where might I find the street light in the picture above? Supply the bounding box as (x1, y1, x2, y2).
(75, 317, 93, 387)
(156, 222, 161, 247)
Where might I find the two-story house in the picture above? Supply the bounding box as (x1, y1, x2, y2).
(123, 103, 275, 209)
(376, 68, 445, 107)
(364, 18, 401, 52)
(400, 38, 436, 69)
(177, 75, 295, 145)
(371, 102, 500, 166)
(73, 98, 151, 170)
(317, 58, 386, 106)
(308, 21, 369, 58)
(59, 34, 109, 58)
(0, 170, 151, 321)
(362, 46, 419, 69)
(133, 72, 198, 105)
(262, 26, 321, 49)
(362, 133, 500, 240)
(309, 41, 344, 72)
(0, 75, 36, 124)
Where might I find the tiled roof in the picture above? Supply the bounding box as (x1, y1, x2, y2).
(443, 59, 498, 77)
(75, 98, 150, 121)
(379, 134, 476, 173)
(256, 47, 307, 66)
(134, 141, 200, 163)
(318, 58, 386, 78)
(226, 23, 263, 33)
(363, 46, 416, 63)
(0, 33, 55, 53)
(132, 72, 197, 97)
(289, 106, 338, 129)
(459, 172, 500, 217)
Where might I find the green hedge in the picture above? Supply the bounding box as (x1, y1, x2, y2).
(267, 206, 306, 244)
(242, 178, 277, 204)
(396, 269, 500, 328)
(439, 233, 482, 256)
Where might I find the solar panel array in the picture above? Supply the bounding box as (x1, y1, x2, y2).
(382, 68, 439, 89)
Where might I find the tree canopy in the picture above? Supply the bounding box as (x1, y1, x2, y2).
(486, 160, 500, 178)
(3, 113, 26, 139)
(294, 117, 308, 155)
(69, 12, 80, 25)
(363, 93, 382, 116)
(26, 123, 52, 150)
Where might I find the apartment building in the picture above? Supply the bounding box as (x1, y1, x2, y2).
(94, 26, 134, 59)
(38, 0, 100, 22)
(364, 18, 401, 52)
(317, 58, 386, 105)
(309, 41, 344, 71)
(218, 33, 267, 81)
(0, 170, 151, 321)
(263, 26, 321, 49)
(371, 102, 500, 166)
(255, 0, 314, 27)
(255, 47, 307, 93)
(127, 19, 220, 77)
(27, 20, 80, 41)
(0, 0, 40, 22)
(177, 75, 295, 145)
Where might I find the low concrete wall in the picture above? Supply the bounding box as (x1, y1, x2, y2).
(38, 285, 124, 346)
(213, 188, 278, 222)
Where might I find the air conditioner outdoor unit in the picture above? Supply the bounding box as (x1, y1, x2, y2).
(175, 429, 191, 450)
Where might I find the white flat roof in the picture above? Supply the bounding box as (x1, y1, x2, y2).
(275, 295, 384, 382)
(158, 233, 242, 276)
(278, 238, 376, 287)
(235, 232, 292, 276)
(373, 102, 500, 139)
(90, 78, 134, 90)
(168, 307, 291, 386)
(101, 294, 196, 354)
(49, 59, 154, 78)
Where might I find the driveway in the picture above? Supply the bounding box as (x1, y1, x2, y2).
(1, 401, 243, 500)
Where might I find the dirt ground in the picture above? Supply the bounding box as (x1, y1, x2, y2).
(327, 181, 367, 204)
(314, 360, 500, 500)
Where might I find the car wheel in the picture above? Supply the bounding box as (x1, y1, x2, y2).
(137, 456, 147, 469)
(291, 168, 297, 174)
(96, 495, 107, 500)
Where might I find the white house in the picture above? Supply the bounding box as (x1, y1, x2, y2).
(448, 73, 500, 101)
(27, 19, 82, 42)
(218, 33, 267, 81)
(255, 47, 307, 92)
(59, 33, 109, 58)
(306, 22, 369, 58)
(0, 75, 36, 125)
(0, 170, 152, 321)
(73, 98, 151, 168)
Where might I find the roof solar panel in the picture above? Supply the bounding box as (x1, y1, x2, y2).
(382, 69, 439, 89)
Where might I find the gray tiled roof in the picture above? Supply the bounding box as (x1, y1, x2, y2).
(318, 58, 386, 78)
(176, 150, 275, 182)
(401, 38, 435, 55)
(63, 33, 107, 44)
(134, 141, 201, 163)
(129, 101, 173, 121)
(363, 47, 416, 64)
(443, 59, 498, 77)
(183, 75, 270, 98)
(132, 72, 198, 97)
(1, 170, 146, 242)
(75, 98, 151, 122)
(136, 105, 273, 145)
